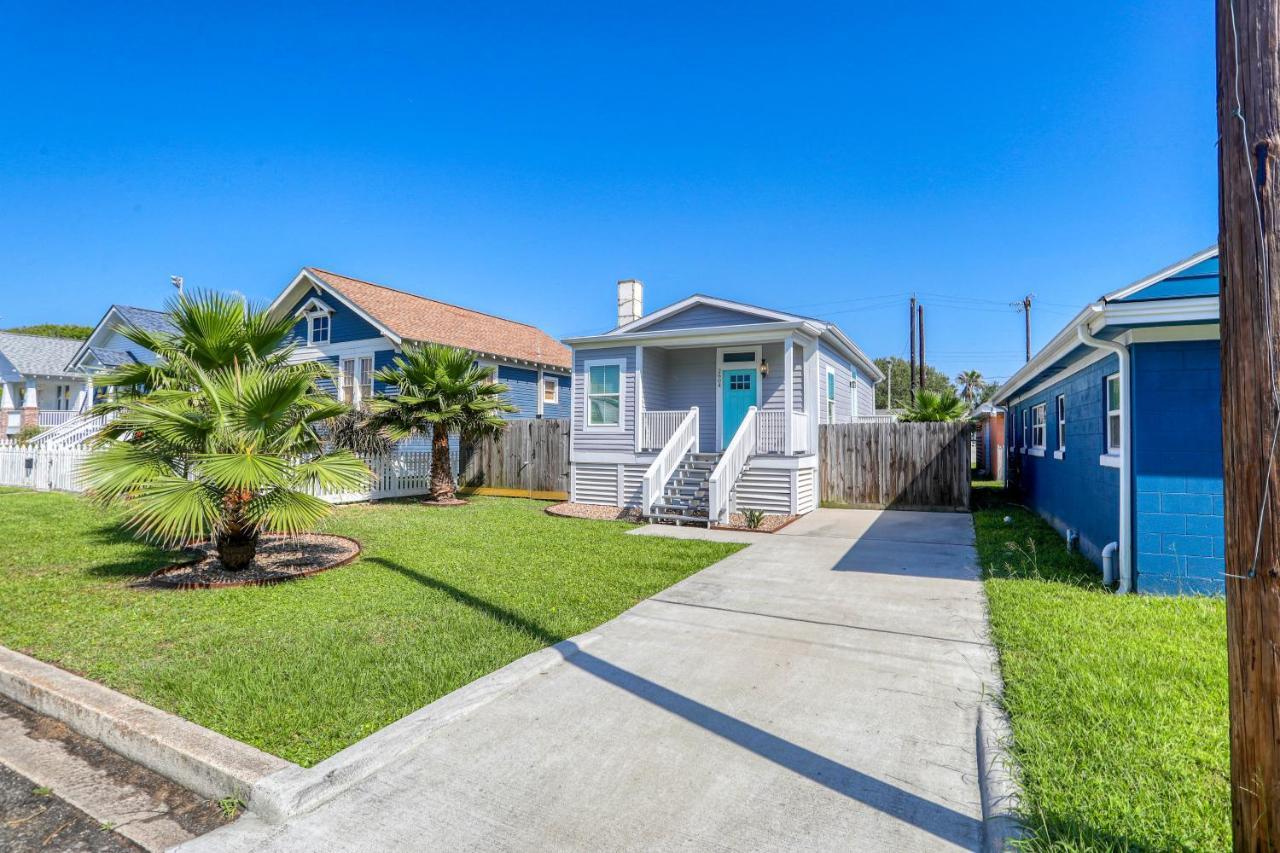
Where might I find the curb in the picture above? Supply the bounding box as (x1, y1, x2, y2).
(976, 698, 1023, 852)
(0, 646, 292, 808)
(248, 632, 602, 822)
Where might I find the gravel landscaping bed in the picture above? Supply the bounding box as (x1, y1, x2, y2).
(546, 502, 642, 522)
(715, 513, 795, 533)
(149, 534, 361, 589)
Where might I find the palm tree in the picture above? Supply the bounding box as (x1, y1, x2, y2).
(956, 370, 984, 405)
(900, 388, 969, 422)
(366, 344, 516, 502)
(90, 290, 327, 416)
(81, 362, 370, 570)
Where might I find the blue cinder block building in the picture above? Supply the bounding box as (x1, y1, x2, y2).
(992, 247, 1224, 595)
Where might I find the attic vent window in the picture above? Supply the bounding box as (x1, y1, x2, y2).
(309, 314, 330, 345)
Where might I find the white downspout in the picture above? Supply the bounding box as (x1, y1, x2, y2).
(1076, 323, 1132, 593)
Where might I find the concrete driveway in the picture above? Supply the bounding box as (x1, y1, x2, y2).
(182, 508, 998, 852)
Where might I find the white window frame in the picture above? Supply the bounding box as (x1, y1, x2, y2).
(584, 358, 626, 432)
(1021, 408, 1029, 453)
(339, 354, 375, 406)
(825, 367, 837, 424)
(1029, 403, 1046, 455)
(542, 376, 559, 405)
(1105, 373, 1122, 455)
(1054, 394, 1066, 457)
(308, 313, 331, 345)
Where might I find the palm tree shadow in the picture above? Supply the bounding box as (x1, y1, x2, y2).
(83, 524, 187, 579)
(370, 557, 984, 848)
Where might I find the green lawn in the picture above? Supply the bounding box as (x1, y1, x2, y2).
(0, 489, 742, 767)
(972, 482, 1229, 851)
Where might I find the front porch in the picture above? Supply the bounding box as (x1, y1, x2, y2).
(1, 379, 90, 436)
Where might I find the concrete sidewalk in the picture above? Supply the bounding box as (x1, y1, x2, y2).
(180, 509, 998, 852)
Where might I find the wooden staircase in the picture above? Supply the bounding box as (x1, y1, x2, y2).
(646, 452, 721, 526)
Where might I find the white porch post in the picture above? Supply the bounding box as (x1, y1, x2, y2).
(0, 382, 14, 411)
(73, 380, 90, 413)
(634, 345, 645, 452)
(783, 334, 794, 455)
(803, 339, 819, 453)
(21, 379, 38, 429)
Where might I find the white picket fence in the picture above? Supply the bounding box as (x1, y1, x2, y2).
(0, 447, 90, 493)
(0, 445, 460, 503)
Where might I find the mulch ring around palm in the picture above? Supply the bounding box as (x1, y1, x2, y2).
(148, 534, 361, 590)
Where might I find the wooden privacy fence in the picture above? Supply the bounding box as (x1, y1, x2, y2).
(818, 421, 971, 511)
(458, 418, 569, 499)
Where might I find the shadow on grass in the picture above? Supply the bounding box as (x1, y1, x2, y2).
(370, 558, 983, 848)
(368, 557, 563, 645)
(82, 525, 182, 579)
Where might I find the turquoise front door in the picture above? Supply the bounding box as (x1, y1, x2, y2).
(721, 368, 757, 449)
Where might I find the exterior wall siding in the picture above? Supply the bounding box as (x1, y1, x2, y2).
(284, 287, 384, 346)
(817, 341, 854, 425)
(640, 347, 669, 412)
(760, 342, 785, 412)
(854, 371, 875, 418)
(661, 347, 718, 450)
(1131, 340, 1225, 595)
(731, 465, 793, 514)
(542, 374, 571, 419)
(638, 304, 775, 332)
(103, 330, 159, 365)
(1007, 353, 1121, 567)
(497, 365, 539, 419)
(792, 342, 805, 411)
(573, 345, 637, 453)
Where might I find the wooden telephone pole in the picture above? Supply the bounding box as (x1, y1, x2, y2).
(909, 297, 917, 402)
(1217, 0, 1280, 846)
(1012, 295, 1034, 362)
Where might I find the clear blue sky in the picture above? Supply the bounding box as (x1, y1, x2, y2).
(0, 2, 1216, 385)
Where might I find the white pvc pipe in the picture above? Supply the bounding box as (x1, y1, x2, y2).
(1101, 541, 1118, 587)
(1076, 323, 1131, 593)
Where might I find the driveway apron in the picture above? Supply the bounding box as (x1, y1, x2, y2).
(181, 508, 997, 852)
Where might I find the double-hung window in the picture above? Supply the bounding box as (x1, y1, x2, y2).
(309, 314, 330, 345)
(826, 369, 836, 423)
(1055, 394, 1066, 453)
(1031, 404, 1046, 450)
(586, 361, 623, 428)
(542, 376, 559, 405)
(340, 356, 374, 406)
(1106, 374, 1122, 453)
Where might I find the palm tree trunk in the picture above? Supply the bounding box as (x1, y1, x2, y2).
(430, 423, 456, 502)
(216, 491, 258, 571)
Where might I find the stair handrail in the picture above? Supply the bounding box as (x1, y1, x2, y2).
(641, 407, 699, 514)
(30, 411, 116, 448)
(707, 406, 757, 524)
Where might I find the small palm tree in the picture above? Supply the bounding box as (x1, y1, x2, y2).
(366, 344, 517, 502)
(956, 370, 984, 405)
(901, 388, 969, 422)
(81, 363, 371, 570)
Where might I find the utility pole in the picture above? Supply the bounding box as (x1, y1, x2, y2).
(1217, 0, 1280, 846)
(918, 303, 926, 390)
(909, 297, 917, 403)
(1011, 295, 1033, 362)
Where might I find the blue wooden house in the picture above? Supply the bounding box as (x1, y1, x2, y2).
(266, 268, 571, 418)
(992, 246, 1223, 595)
(563, 280, 882, 523)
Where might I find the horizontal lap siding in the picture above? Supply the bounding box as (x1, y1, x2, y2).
(621, 464, 648, 507)
(639, 304, 774, 332)
(855, 374, 875, 418)
(818, 341, 853, 425)
(573, 346, 636, 453)
(761, 342, 785, 411)
(542, 374, 571, 419)
(663, 348, 717, 450)
(1132, 340, 1225, 595)
(641, 348, 669, 412)
(103, 330, 159, 365)
(497, 365, 538, 418)
(284, 288, 384, 345)
(1008, 354, 1120, 567)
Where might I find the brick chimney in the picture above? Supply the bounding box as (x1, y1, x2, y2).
(617, 279, 643, 327)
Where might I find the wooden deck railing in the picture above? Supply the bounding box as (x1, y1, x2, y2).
(707, 406, 757, 523)
(640, 410, 690, 451)
(641, 408, 699, 513)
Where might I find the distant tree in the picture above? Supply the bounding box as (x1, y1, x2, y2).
(4, 323, 93, 341)
(956, 370, 984, 405)
(974, 379, 1001, 405)
(899, 389, 969, 422)
(873, 356, 955, 410)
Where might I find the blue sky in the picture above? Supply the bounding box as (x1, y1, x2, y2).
(0, 2, 1215, 385)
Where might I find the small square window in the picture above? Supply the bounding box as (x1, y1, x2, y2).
(542, 377, 559, 404)
(309, 314, 330, 345)
(729, 374, 752, 391)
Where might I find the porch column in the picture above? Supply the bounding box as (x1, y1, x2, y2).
(0, 382, 14, 435)
(634, 345, 645, 452)
(803, 339, 819, 453)
(21, 379, 38, 429)
(783, 334, 794, 455)
(73, 379, 90, 413)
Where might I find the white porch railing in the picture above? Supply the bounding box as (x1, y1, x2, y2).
(37, 410, 77, 428)
(641, 407, 699, 513)
(640, 410, 690, 451)
(707, 406, 757, 524)
(791, 410, 812, 453)
(755, 409, 786, 454)
(29, 412, 116, 449)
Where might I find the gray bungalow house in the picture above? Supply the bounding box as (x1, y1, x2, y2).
(564, 281, 882, 523)
(0, 332, 88, 436)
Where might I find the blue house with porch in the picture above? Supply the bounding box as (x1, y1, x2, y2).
(992, 246, 1224, 595)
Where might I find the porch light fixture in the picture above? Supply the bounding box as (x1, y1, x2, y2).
(759, 358, 769, 378)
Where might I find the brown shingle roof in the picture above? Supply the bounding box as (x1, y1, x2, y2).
(307, 268, 571, 370)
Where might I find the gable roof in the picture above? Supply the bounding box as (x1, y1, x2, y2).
(567, 293, 884, 382)
(0, 332, 84, 379)
(274, 268, 571, 371)
(1103, 246, 1219, 302)
(111, 305, 177, 334)
(67, 305, 177, 373)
